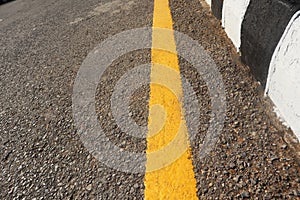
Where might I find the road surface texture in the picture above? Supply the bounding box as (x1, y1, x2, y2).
(1, 0, 299, 199)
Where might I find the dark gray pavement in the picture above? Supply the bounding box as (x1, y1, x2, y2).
(0, 0, 299, 199)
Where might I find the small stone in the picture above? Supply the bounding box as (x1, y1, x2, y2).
(251, 132, 257, 137)
(233, 175, 241, 182)
(250, 178, 257, 185)
(86, 184, 92, 191)
(293, 190, 300, 197)
(223, 170, 229, 175)
(130, 187, 135, 193)
(241, 191, 250, 198)
(233, 121, 239, 127)
(270, 157, 279, 163)
(281, 144, 287, 149)
(263, 194, 271, 200)
(229, 162, 236, 169)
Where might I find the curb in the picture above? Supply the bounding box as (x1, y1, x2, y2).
(204, 0, 300, 140)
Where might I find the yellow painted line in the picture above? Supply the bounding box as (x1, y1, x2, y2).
(144, 0, 199, 199)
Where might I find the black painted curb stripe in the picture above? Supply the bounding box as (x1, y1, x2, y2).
(241, 0, 300, 88)
(211, 0, 223, 20)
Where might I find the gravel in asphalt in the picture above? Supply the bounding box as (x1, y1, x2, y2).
(170, 0, 300, 198)
(0, 0, 299, 199)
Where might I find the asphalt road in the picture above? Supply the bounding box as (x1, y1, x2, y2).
(1, 0, 299, 199)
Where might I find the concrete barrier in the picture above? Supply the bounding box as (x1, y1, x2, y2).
(266, 11, 300, 139)
(204, 0, 300, 140)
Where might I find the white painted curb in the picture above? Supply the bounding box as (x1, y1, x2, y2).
(222, 0, 250, 51)
(204, 0, 211, 6)
(266, 11, 300, 139)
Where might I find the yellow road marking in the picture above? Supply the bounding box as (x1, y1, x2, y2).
(144, 0, 199, 199)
